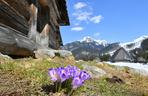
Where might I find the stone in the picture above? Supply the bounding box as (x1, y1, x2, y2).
(34, 49, 73, 59)
(0, 52, 12, 59)
(56, 50, 73, 58)
(106, 76, 124, 84)
(34, 49, 56, 58)
(82, 64, 106, 78)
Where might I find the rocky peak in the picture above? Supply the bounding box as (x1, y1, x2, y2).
(81, 36, 108, 47)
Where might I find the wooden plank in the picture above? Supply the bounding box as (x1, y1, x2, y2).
(0, 0, 29, 35)
(2, 0, 30, 20)
(28, 3, 38, 41)
(0, 0, 70, 55)
(0, 24, 38, 56)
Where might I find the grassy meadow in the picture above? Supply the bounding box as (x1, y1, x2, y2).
(0, 57, 148, 96)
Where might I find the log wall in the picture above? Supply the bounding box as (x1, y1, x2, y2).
(0, 0, 69, 57)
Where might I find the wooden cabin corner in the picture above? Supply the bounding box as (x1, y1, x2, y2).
(0, 0, 69, 57)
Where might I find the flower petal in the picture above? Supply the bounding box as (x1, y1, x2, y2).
(72, 77, 83, 89)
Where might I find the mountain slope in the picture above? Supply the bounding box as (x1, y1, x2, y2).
(100, 43, 120, 55)
(120, 35, 148, 51)
(63, 35, 148, 60)
(141, 38, 148, 50)
(63, 36, 108, 60)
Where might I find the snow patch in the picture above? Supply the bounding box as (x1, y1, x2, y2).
(81, 36, 94, 43)
(105, 62, 148, 75)
(120, 35, 148, 51)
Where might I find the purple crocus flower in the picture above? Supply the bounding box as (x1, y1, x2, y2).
(57, 67, 69, 82)
(65, 66, 80, 78)
(64, 66, 73, 78)
(72, 76, 83, 89)
(48, 66, 91, 90)
(79, 71, 91, 81)
(48, 68, 60, 81)
(72, 66, 81, 77)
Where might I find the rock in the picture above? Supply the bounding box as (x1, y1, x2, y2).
(56, 50, 73, 58)
(34, 49, 73, 59)
(0, 52, 12, 59)
(106, 76, 124, 84)
(82, 64, 106, 78)
(34, 49, 56, 58)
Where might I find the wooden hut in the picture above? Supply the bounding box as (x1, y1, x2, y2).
(0, 0, 69, 57)
(110, 47, 133, 62)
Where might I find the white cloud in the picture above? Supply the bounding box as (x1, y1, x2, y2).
(71, 2, 103, 30)
(71, 26, 84, 31)
(93, 32, 100, 37)
(74, 2, 87, 10)
(73, 11, 92, 22)
(90, 15, 103, 23)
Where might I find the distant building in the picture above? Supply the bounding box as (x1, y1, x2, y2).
(0, 0, 69, 57)
(110, 47, 133, 62)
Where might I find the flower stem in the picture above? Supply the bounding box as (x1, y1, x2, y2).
(58, 82, 62, 92)
(68, 89, 74, 96)
(55, 82, 58, 92)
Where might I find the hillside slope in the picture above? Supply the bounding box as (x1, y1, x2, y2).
(63, 35, 148, 60)
(0, 57, 148, 96)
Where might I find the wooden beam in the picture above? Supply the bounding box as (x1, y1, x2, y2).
(38, 24, 50, 48)
(0, 0, 29, 35)
(0, 23, 38, 56)
(28, 3, 38, 42)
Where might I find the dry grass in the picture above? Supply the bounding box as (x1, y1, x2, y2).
(0, 57, 148, 96)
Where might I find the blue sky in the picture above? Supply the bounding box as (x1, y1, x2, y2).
(61, 0, 148, 44)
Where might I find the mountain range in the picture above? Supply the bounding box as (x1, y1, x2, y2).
(62, 35, 148, 60)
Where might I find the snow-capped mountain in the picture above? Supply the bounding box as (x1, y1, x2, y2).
(63, 35, 148, 60)
(63, 36, 109, 60)
(120, 35, 148, 51)
(100, 42, 120, 56)
(81, 36, 108, 47)
(104, 35, 148, 55)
